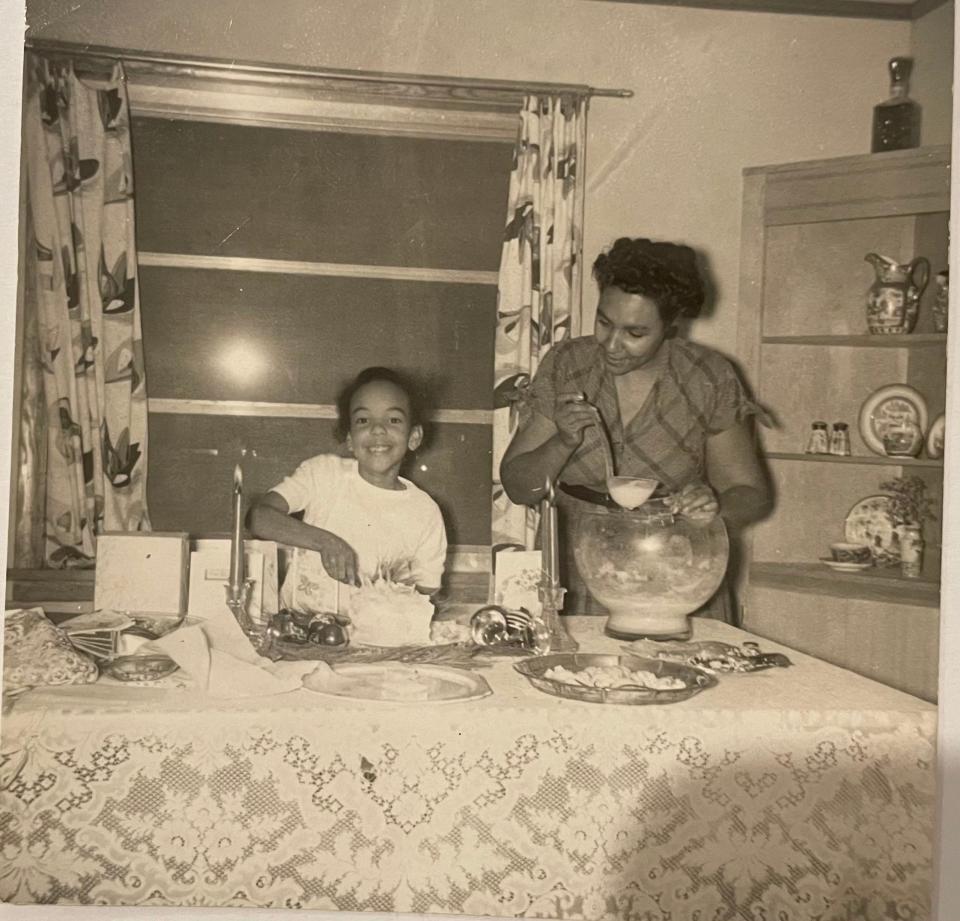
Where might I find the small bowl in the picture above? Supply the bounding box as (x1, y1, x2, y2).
(829, 542, 872, 564)
(102, 654, 180, 682)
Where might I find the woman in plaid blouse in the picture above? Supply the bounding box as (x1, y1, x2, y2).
(500, 237, 772, 621)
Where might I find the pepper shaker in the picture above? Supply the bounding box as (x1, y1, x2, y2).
(829, 422, 851, 456)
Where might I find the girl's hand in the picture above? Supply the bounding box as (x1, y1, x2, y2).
(670, 482, 719, 523)
(315, 531, 360, 585)
(554, 393, 600, 448)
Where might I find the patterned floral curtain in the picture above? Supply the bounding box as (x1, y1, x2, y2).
(22, 54, 150, 568)
(491, 95, 588, 549)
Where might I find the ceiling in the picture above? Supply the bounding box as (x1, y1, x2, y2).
(589, 0, 949, 20)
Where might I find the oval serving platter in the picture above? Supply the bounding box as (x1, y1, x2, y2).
(513, 653, 716, 705)
(302, 661, 492, 703)
(844, 494, 897, 566)
(858, 384, 928, 457)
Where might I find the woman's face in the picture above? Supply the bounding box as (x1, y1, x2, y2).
(346, 380, 422, 482)
(593, 287, 668, 375)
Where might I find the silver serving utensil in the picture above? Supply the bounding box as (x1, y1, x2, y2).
(574, 397, 658, 509)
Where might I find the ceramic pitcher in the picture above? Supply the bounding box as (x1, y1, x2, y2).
(865, 253, 930, 334)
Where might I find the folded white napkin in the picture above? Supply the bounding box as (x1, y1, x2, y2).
(116, 603, 313, 698)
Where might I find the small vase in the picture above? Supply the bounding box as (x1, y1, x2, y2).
(865, 253, 930, 335)
(897, 524, 924, 578)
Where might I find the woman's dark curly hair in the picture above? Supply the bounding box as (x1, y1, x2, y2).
(335, 366, 426, 442)
(592, 237, 706, 325)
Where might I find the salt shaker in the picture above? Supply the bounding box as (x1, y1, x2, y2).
(829, 422, 851, 456)
(805, 421, 830, 454)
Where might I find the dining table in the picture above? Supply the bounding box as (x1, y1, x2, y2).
(0, 614, 936, 920)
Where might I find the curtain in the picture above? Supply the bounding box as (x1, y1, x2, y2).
(23, 54, 150, 568)
(490, 95, 588, 549)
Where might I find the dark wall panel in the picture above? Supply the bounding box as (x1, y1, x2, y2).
(147, 413, 492, 546)
(138, 266, 496, 408)
(132, 117, 513, 270)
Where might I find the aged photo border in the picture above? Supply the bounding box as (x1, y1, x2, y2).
(0, 1, 958, 919)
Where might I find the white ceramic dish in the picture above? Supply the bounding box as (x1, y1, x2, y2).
(926, 413, 945, 459)
(858, 384, 928, 457)
(844, 495, 898, 566)
(819, 558, 874, 573)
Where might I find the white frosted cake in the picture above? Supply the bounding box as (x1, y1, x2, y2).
(347, 580, 435, 647)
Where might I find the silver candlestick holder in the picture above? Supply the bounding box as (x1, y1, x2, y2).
(536, 578, 579, 653)
(225, 579, 263, 648)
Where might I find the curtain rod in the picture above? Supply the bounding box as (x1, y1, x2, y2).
(24, 38, 634, 99)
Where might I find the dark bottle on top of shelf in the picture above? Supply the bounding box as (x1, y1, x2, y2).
(871, 57, 921, 153)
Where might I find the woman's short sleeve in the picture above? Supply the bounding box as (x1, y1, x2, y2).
(524, 346, 562, 422)
(707, 361, 772, 435)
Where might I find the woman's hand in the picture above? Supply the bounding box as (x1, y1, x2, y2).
(314, 531, 360, 585)
(670, 482, 719, 523)
(554, 393, 600, 448)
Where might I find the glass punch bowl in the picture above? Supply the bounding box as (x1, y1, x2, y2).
(573, 498, 729, 640)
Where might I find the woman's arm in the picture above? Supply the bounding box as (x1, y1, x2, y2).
(499, 396, 598, 506)
(703, 420, 773, 529)
(247, 491, 360, 585)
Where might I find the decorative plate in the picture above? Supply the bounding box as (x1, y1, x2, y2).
(302, 661, 492, 703)
(819, 558, 874, 573)
(926, 413, 945, 459)
(844, 495, 898, 566)
(858, 384, 928, 457)
(513, 653, 716, 705)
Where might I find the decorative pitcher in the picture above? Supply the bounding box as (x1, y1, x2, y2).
(865, 253, 930, 335)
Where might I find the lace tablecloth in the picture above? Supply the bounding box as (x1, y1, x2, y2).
(0, 618, 935, 919)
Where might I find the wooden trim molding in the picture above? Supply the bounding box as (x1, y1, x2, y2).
(148, 398, 493, 425)
(127, 79, 520, 142)
(137, 252, 499, 286)
(584, 0, 914, 19)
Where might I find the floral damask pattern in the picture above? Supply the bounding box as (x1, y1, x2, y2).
(492, 95, 588, 550)
(22, 54, 150, 567)
(0, 705, 934, 918)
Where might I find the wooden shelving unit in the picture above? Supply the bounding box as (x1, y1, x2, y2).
(765, 451, 943, 468)
(762, 333, 946, 347)
(750, 561, 939, 609)
(736, 145, 950, 702)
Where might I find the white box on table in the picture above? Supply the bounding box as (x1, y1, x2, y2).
(189, 539, 279, 629)
(94, 531, 190, 614)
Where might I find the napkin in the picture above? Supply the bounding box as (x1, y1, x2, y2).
(116, 599, 313, 698)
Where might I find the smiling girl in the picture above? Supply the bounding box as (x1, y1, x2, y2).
(249, 367, 447, 613)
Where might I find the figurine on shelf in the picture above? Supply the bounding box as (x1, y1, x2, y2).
(933, 269, 949, 334)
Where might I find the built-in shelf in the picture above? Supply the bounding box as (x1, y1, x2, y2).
(764, 451, 944, 468)
(751, 561, 940, 608)
(762, 334, 946, 348)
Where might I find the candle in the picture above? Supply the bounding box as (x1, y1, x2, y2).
(229, 464, 244, 591)
(541, 478, 559, 586)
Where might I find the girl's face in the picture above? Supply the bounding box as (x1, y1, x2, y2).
(346, 380, 422, 487)
(593, 287, 669, 375)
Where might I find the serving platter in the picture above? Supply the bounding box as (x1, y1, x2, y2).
(513, 653, 715, 705)
(858, 384, 928, 456)
(844, 494, 898, 565)
(302, 661, 492, 703)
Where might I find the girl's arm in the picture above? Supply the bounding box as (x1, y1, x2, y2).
(247, 491, 360, 585)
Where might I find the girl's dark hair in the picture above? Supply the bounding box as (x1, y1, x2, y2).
(335, 366, 425, 441)
(592, 237, 706, 325)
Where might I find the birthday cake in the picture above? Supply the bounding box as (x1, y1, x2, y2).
(347, 579, 435, 647)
